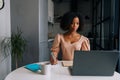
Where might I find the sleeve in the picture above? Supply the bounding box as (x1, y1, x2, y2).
(81, 38, 90, 51)
(51, 34, 61, 57)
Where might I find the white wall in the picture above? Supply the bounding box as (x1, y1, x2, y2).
(11, 0, 39, 68)
(0, 0, 11, 80)
(11, 0, 48, 68)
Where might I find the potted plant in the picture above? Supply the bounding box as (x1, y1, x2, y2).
(1, 27, 27, 68)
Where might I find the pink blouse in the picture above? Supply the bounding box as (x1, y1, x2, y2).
(51, 34, 90, 60)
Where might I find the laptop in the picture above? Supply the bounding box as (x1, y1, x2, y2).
(70, 51, 119, 76)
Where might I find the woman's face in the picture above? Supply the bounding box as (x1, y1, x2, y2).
(70, 17, 79, 32)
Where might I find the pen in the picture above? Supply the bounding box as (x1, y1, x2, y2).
(51, 52, 56, 61)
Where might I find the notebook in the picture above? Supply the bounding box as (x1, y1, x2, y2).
(24, 63, 41, 72)
(62, 61, 73, 67)
(70, 51, 119, 76)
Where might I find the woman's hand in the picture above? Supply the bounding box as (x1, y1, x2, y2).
(50, 55, 58, 65)
(50, 56, 58, 65)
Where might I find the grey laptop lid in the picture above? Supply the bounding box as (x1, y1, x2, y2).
(71, 51, 119, 76)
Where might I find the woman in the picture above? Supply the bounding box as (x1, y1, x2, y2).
(50, 12, 90, 65)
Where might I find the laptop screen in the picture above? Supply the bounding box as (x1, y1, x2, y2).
(71, 51, 119, 76)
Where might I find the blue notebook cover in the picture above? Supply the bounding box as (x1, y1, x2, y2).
(24, 64, 41, 72)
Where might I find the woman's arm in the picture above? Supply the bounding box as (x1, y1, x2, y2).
(50, 34, 61, 65)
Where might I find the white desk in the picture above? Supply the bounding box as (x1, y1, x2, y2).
(5, 61, 120, 80)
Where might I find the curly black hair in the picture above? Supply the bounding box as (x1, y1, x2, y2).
(60, 12, 84, 32)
